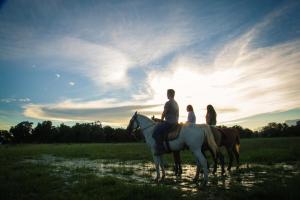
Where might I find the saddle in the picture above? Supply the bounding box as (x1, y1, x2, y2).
(163, 124, 182, 153)
(151, 116, 182, 141)
(166, 124, 182, 141)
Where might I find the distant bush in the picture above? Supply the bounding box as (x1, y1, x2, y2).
(1, 121, 142, 144)
(218, 121, 300, 138)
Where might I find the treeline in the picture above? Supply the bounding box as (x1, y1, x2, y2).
(218, 121, 300, 138)
(0, 120, 300, 144)
(0, 121, 143, 144)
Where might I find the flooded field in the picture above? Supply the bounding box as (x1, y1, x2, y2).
(23, 154, 300, 196)
(1, 139, 300, 199)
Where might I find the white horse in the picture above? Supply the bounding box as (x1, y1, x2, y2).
(126, 112, 218, 185)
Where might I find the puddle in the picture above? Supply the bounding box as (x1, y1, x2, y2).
(23, 155, 300, 194)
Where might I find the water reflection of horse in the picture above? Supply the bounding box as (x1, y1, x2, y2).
(127, 112, 218, 185)
(174, 127, 240, 176)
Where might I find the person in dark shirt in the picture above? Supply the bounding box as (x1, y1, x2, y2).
(153, 89, 179, 155)
(206, 104, 216, 125)
(205, 104, 221, 145)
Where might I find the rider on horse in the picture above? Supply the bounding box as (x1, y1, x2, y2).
(153, 89, 179, 155)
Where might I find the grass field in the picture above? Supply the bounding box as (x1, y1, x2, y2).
(1, 137, 300, 199)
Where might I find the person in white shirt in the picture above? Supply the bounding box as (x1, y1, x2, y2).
(186, 104, 196, 124)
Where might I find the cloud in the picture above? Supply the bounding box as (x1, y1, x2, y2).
(23, 99, 161, 126)
(1, 98, 31, 103)
(0, 1, 197, 91)
(142, 6, 300, 125)
(69, 81, 75, 86)
(56, 73, 60, 78)
(222, 108, 300, 130)
(1, 98, 17, 103)
(285, 119, 300, 126)
(18, 98, 31, 102)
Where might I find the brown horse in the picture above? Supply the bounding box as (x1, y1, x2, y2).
(173, 127, 240, 176)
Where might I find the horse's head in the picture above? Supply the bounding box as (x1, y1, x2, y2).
(126, 111, 140, 135)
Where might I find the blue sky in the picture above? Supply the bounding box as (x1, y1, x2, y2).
(0, 0, 300, 130)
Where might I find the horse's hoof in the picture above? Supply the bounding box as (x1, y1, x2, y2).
(221, 170, 225, 176)
(193, 177, 199, 183)
(201, 180, 208, 187)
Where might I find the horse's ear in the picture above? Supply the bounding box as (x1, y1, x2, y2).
(134, 111, 137, 115)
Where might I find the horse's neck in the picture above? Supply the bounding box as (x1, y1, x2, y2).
(137, 115, 154, 128)
(137, 115, 155, 144)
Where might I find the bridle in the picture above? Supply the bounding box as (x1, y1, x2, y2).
(129, 113, 155, 133)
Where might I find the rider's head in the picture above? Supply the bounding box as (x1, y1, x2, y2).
(167, 89, 175, 99)
(207, 104, 215, 113)
(187, 105, 193, 112)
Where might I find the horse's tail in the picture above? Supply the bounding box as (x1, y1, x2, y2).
(235, 130, 240, 154)
(204, 125, 218, 159)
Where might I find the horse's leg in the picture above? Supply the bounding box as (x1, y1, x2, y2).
(233, 145, 240, 170)
(159, 156, 166, 180)
(193, 149, 208, 185)
(173, 151, 181, 176)
(177, 153, 182, 175)
(193, 159, 200, 182)
(218, 150, 225, 175)
(226, 146, 234, 171)
(208, 147, 218, 174)
(153, 155, 161, 182)
(200, 147, 209, 174)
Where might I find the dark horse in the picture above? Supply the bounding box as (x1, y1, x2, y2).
(173, 127, 240, 176)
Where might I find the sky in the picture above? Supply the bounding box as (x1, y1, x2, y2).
(0, 0, 300, 130)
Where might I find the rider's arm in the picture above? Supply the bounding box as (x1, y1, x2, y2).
(161, 102, 169, 121)
(161, 110, 166, 121)
(206, 112, 210, 124)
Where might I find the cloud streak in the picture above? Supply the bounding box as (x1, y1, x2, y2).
(23, 99, 161, 126)
(1, 98, 31, 103)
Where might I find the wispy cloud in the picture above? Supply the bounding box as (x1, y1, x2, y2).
(23, 99, 161, 126)
(0, 1, 197, 91)
(142, 6, 300, 126)
(1, 98, 31, 103)
(69, 81, 75, 86)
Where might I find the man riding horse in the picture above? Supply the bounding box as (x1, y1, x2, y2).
(153, 89, 179, 155)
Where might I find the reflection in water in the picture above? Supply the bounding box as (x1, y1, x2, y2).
(24, 155, 299, 194)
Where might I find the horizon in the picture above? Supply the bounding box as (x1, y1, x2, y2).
(1, 111, 300, 132)
(1, 0, 300, 131)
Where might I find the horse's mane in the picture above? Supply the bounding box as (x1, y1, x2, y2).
(137, 114, 155, 123)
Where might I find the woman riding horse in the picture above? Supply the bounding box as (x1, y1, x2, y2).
(173, 105, 240, 176)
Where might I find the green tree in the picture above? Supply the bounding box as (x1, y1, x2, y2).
(10, 121, 33, 143)
(32, 121, 55, 143)
(0, 130, 13, 144)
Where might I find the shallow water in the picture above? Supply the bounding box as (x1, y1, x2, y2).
(23, 155, 300, 194)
